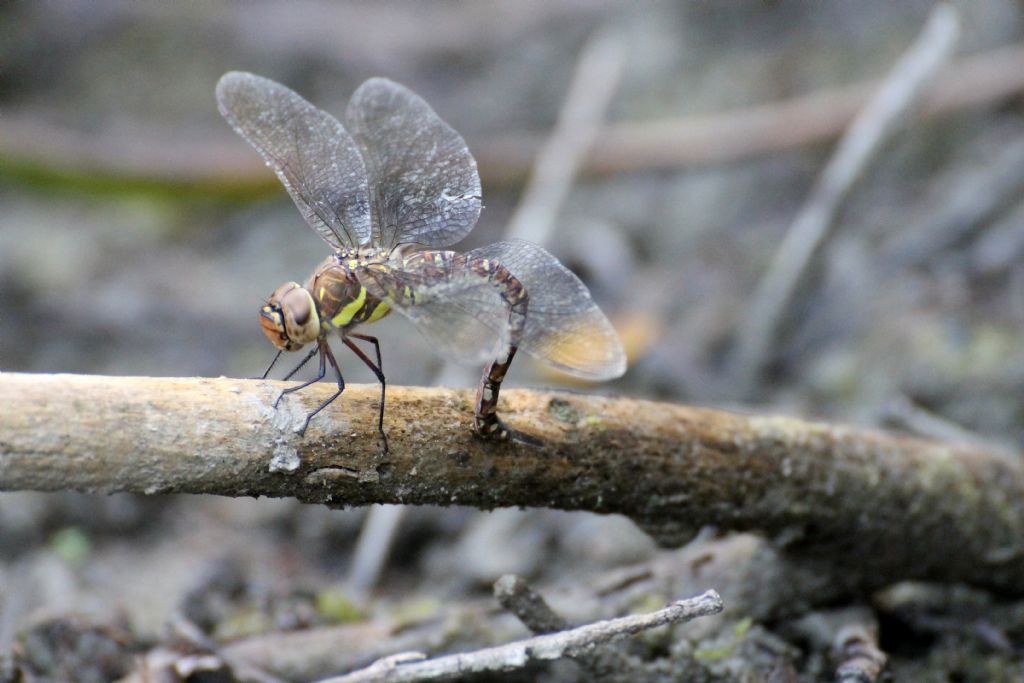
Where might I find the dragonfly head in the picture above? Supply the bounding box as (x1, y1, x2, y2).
(260, 282, 321, 351)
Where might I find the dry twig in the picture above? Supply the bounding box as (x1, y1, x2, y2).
(494, 574, 648, 681)
(2, 372, 1024, 596)
(833, 621, 888, 683)
(730, 4, 961, 396)
(313, 590, 723, 683)
(494, 575, 568, 633)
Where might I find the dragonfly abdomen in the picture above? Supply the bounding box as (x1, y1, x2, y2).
(466, 255, 529, 441)
(397, 249, 530, 441)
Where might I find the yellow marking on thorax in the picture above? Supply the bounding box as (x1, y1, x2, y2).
(365, 301, 390, 323)
(331, 287, 367, 328)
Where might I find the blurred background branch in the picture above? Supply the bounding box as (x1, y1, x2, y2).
(730, 4, 960, 396)
(6, 36, 1024, 197)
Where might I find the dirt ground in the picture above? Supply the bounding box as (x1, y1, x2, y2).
(1, 1, 1024, 681)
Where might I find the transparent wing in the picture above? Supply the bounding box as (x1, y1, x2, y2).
(345, 78, 482, 250)
(216, 71, 371, 248)
(468, 239, 626, 380)
(355, 253, 510, 366)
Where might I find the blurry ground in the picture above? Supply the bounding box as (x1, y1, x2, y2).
(1, 1, 1024, 681)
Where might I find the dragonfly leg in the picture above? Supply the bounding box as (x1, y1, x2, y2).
(260, 349, 284, 379)
(274, 342, 327, 409)
(280, 345, 320, 381)
(297, 341, 346, 436)
(344, 333, 389, 453)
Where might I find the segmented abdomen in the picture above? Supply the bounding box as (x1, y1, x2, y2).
(405, 250, 529, 440)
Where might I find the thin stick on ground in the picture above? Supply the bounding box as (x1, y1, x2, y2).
(729, 4, 961, 396)
(834, 622, 888, 683)
(494, 574, 645, 680)
(493, 574, 568, 633)
(312, 590, 723, 683)
(2, 372, 1024, 596)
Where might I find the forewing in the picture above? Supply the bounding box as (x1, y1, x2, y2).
(216, 71, 371, 248)
(356, 254, 509, 365)
(469, 239, 626, 380)
(345, 78, 481, 250)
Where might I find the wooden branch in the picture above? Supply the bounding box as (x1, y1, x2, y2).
(314, 590, 723, 683)
(2, 373, 1023, 595)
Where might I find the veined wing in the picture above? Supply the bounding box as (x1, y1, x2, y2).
(355, 253, 511, 366)
(345, 78, 482, 251)
(468, 239, 626, 380)
(216, 71, 371, 248)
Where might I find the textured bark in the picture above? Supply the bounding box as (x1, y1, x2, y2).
(1, 372, 1022, 595)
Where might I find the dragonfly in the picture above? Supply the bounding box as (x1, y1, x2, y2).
(216, 71, 626, 447)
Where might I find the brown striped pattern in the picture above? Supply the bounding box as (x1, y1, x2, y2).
(309, 253, 389, 331)
(467, 256, 528, 441)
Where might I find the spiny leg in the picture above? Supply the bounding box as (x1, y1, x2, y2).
(274, 344, 325, 409)
(344, 333, 388, 453)
(261, 344, 316, 383)
(297, 340, 346, 436)
(346, 333, 386, 433)
(280, 345, 320, 381)
(261, 349, 284, 379)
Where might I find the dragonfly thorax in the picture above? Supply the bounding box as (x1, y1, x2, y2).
(259, 281, 321, 351)
(309, 254, 392, 334)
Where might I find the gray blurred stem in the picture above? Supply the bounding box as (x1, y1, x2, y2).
(503, 27, 626, 244)
(346, 504, 406, 594)
(730, 4, 960, 396)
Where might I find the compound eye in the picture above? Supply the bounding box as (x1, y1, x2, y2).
(281, 287, 321, 344)
(285, 289, 311, 326)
